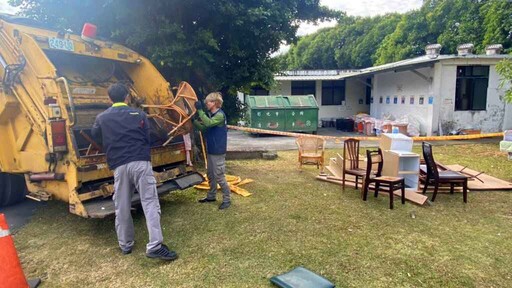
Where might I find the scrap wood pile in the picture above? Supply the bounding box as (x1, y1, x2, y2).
(194, 175, 254, 197)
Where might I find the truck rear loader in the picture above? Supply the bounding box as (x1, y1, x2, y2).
(0, 15, 203, 217)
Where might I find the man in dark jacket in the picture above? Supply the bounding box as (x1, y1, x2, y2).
(92, 83, 177, 261)
(193, 92, 231, 210)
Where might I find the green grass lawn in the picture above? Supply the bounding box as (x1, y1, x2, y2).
(14, 142, 512, 287)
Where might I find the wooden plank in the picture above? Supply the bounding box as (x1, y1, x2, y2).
(316, 175, 428, 205)
(446, 164, 512, 191)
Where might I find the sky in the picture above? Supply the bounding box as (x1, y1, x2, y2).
(297, 0, 423, 36)
(0, 0, 17, 14)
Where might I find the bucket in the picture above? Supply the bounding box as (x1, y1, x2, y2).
(392, 126, 399, 134)
(375, 128, 382, 136)
(357, 122, 364, 134)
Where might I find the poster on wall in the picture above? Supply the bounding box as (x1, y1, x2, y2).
(419, 96, 424, 105)
(386, 96, 390, 104)
(370, 97, 374, 104)
(393, 96, 398, 104)
(410, 96, 415, 105)
(401, 96, 405, 104)
(379, 96, 383, 104)
(428, 96, 434, 105)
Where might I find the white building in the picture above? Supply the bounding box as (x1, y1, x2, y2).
(269, 44, 512, 136)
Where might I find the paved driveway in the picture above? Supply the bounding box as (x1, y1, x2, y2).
(227, 127, 501, 152)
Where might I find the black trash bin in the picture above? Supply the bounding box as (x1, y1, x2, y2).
(336, 118, 354, 132)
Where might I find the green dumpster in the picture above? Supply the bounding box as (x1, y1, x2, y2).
(246, 95, 319, 133)
(283, 95, 319, 133)
(246, 95, 287, 131)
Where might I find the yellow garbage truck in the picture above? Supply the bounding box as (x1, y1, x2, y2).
(0, 15, 203, 217)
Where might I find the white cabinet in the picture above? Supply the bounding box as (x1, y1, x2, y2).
(379, 134, 420, 191)
(381, 150, 420, 191)
(380, 133, 413, 151)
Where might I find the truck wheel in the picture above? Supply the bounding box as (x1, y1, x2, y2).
(0, 173, 27, 207)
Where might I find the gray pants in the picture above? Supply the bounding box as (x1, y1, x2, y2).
(113, 161, 163, 253)
(206, 154, 231, 203)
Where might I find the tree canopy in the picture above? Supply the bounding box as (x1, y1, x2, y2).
(9, 0, 339, 121)
(280, 0, 512, 70)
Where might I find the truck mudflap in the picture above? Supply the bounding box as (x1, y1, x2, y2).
(82, 171, 204, 218)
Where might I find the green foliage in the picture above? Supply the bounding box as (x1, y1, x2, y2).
(282, 0, 512, 69)
(9, 0, 338, 122)
(496, 59, 512, 103)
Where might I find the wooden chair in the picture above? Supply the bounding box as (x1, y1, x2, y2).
(342, 138, 365, 189)
(422, 142, 468, 203)
(362, 148, 405, 209)
(296, 137, 326, 172)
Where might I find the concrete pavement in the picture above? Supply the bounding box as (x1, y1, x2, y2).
(227, 127, 501, 152)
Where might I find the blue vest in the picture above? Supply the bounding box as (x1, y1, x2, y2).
(205, 109, 227, 155)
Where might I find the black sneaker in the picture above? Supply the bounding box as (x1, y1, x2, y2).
(146, 244, 178, 261)
(198, 197, 216, 203)
(219, 202, 231, 210)
(120, 248, 132, 255)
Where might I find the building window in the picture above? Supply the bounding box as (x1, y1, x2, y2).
(291, 81, 316, 96)
(250, 86, 269, 96)
(321, 80, 345, 105)
(455, 66, 489, 111)
(365, 78, 372, 105)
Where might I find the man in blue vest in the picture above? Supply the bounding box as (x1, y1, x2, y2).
(193, 92, 231, 210)
(91, 83, 178, 261)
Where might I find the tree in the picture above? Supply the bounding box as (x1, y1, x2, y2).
(497, 60, 512, 103)
(281, 0, 512, 69)
(10, 0, 338, 122)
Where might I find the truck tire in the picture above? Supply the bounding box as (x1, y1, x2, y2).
(0, 173, 27, 207)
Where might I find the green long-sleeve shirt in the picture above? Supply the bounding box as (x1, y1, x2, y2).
(193, 109, 225, 131)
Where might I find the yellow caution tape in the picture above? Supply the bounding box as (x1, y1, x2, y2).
(227, 125, 503, 142)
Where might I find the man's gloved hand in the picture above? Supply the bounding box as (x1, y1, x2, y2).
(194, 101, 203, 110)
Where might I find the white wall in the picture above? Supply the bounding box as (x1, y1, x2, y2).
(370, 67, 435, 135)
(270, 79, 368, 122)
(270, 81, 291, 95)
(437, 59, 509, 133)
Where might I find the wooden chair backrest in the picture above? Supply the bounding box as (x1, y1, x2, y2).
(343, 138, 360, 170)
(296, 137, 325, 155)
(365, 149, 383, 178)
(422, 142, 439, 180)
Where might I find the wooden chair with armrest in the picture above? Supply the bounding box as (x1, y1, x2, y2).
(296, 136, 326, 172)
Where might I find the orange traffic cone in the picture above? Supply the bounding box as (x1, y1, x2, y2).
(0, 213, 29, 288)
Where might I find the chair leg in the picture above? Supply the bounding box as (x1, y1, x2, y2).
(374, 182, 380, 198)
(432, 183, 439, 202)
(342, 172, 346, 190)
(450, 183, 454, 194)
(422, 177, 429, 194)
(463, 179, 468, 203)
(355, 176, 359, 189)
(389, 185, 394, 209)
(363, 180, 369, 201)
(401, 180, 405, 205)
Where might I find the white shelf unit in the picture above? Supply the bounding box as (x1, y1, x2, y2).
(381, 150, 420, 191)
(379, 134, 419, 191)
(380, 133, 413, 151)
